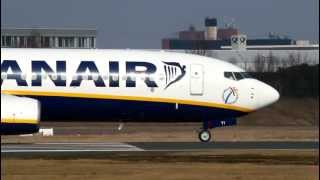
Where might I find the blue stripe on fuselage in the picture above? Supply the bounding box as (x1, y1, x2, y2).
(26, 96, 247, 121)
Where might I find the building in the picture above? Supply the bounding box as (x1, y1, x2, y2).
(217, 27, 239, 40)
(162, 38, 295, 50)
(161, 17, 319, 71)
(1, 28, 97, 49)
(204, 17, 218, 40)
(162, 17, 296, 50)
(178, 25, 204, 40)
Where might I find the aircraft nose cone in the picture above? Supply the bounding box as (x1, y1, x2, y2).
(253, 80, 280, 110)
(268, 85, 280, 104)
(260, 84, 280, 108)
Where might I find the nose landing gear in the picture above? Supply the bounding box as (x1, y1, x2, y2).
(198, 129, 211, 142)
(197, 118, 237, 142)
(198, 119, 212, 142)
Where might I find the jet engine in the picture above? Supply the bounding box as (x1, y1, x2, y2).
(1, 94, 41, 135)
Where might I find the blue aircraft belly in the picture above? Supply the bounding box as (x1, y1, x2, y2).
(27, 96, 247, 121)
(1, 123, 39, 135)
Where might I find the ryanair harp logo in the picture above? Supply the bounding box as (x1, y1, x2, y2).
(222, 87, 239, 104)
(162, 62, 186, 89)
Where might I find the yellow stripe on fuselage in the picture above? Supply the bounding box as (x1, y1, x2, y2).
(1, 90, 253, 113)
(1, 118, 38, 125)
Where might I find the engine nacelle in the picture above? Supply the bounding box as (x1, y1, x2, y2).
(1, 94, 41, 135)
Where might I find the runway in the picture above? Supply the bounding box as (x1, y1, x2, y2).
(1, 141, 318, 154)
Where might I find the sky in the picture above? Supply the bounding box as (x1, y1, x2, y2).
(1, 0, 319, 49)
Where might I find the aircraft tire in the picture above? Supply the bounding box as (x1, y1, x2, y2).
(199, 130, 211, 142)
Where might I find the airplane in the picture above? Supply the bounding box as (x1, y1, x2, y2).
(0, 48, 279, 142)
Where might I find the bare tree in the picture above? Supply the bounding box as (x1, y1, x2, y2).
(235, 51, 250, 71)
(280, 58, 289, 69)
(288, 52, 302, 67)
(254, 54, 266, 72)
(30, 29, 41, 48)
(266, 51, 280, 72)
(303, 53, 310, 64)
(273, 56, 280, 72)
(228, 57, 238, 65)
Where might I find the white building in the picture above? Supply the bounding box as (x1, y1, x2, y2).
(1, 28, 97, 49)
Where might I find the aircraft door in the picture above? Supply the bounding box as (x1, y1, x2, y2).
(190, 64, 204, 95)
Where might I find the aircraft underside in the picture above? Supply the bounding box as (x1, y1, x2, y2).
(1, 123, 39, 135)
(29, 96, 247, 122)
(1, 95, 246, 140)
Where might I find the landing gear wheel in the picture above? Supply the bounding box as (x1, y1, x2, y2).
(198, 130, 211, 142)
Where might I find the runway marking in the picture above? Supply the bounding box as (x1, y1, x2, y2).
(1, 143, 144, 153)
(1, 141, 318, 154)
(2, 150, 141, 153)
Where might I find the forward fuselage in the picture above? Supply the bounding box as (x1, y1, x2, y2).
(1, 48, 279, 123)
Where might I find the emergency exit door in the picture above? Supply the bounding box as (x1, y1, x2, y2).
(190, 64, 204, 95)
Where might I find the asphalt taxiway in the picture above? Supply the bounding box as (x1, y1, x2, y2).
(1, 141, 318, 154)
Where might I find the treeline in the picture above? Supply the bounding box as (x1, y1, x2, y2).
(250, 64, 319, 97)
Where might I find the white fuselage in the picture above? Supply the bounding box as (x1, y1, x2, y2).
(1, 48, 279, 134)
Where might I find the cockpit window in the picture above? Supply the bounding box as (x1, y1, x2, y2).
(240, 72, 252, 78)
(234, 72, 243, 80)
(224, 72, 235, 80)
(224, 72, 252, 81)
